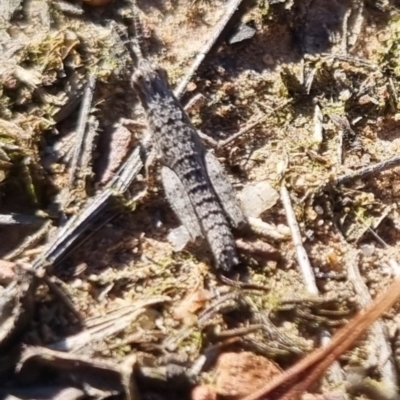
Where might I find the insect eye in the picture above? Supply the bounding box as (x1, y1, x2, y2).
(158, 68, 167, 79)
(134, 74, 144, 85)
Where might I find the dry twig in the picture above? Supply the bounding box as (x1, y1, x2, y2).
(332, 154, 400, 186)
(50, 295, 170, 353)
(280, 185, 317, 294)
(280, 184, 343, 384)
(68, 72, 96, 187)
(174, 0, 245, 99)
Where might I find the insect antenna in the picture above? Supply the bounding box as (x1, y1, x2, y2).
(112, 0, 148, 67)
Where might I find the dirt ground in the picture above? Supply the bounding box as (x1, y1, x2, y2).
(2, 0, 400, 399)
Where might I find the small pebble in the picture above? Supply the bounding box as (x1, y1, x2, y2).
(315, 205, 324, 215)
(71, 278, 83, 288)
(262, 53, 274, 67)
(360, 243, 375, 257)
(239, 181, 279, 218)
(187, 82, 197, 92)
(167, 225, 191, 251)
(227, 23, 256, 45)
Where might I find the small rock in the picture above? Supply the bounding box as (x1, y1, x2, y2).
(215, 351, 282, 398)
(227, 23, 256, 45)
(186, 82, 197, 92)
(238, 181, 279, 218)
(167, 225, 191, 251)
(262, 53, 274, 66)
(360, 243, 375, 257)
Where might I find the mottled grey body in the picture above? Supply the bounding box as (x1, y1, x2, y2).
(132, 60, 240, 271)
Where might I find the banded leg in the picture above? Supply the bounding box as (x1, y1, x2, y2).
(204, 150, 246, 229)
(161, 166, 203, 242)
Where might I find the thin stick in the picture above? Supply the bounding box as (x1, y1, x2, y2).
(313, 104, 323, 146)
(331, 115, 355, 165)
(120, 354, 140, 400)
(212, 324, 263, 339)
(321, 53, 379, 70)
(50, 296, 169, 352)
(16, 344, 190, 394)
(304, 67, 317, 95)
(4, 220, 52, 261)
(41, 273, 83, 322)
(69, 72, 96, 186)
(174, 0, 245, 99)
(280, 185, 343, 384)
(280, 185, 317, 294)
(17, 262, 82, 322)
(242, 278, 400, 400)
(332, 154, 400, 186)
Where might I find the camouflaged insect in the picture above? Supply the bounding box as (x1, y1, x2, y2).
(132, 60, 245, 271)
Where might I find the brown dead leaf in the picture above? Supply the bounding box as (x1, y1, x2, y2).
(173, 281, 211, 322)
